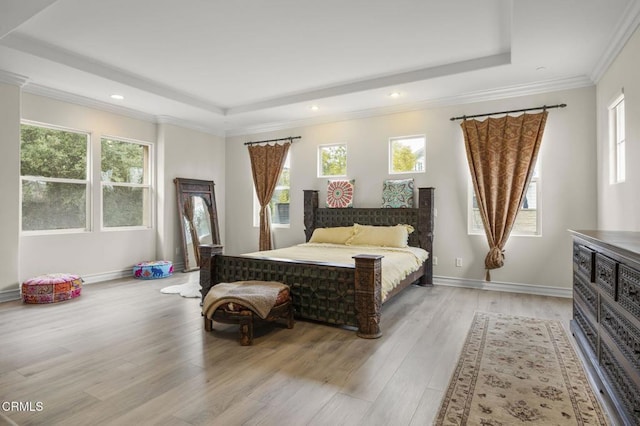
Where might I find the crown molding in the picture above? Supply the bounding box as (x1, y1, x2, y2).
(226, 52, 511, 116)
(590, 0, 640, 83)
(23, 83, 225, 137)
(224, 75, 593, 137)
(1, 33, 225, 115)
(0, 69, 29, 86)
(156, 115, 225, 137)
(23, 82, 157, 122)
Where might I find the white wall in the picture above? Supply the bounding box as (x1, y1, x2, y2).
(16, 94, 225, 287)
(225, 86, 597, 292)
(0, 83, 21, 293)
(157, 123, 225, 266)
(596, 25, 640, 230)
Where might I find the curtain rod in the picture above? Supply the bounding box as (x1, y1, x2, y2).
(449, 103, 566, 121)
(244, 136, 301, 146)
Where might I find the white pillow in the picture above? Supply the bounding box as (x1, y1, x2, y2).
(309, 226, 355, 244)
(346, 223, 414, 248)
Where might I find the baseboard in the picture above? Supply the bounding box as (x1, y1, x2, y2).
(434, 275, 572, 298)
(0, 289, 20, 303)
(0, 261, 187, 303)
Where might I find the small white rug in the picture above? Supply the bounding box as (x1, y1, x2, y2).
(160, 280, 201, 298)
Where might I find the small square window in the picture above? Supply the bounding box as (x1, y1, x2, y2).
(318, 144, 347, 177)
(389, 135, 425, 174)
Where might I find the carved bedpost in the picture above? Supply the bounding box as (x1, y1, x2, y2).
(198, 244, 223, 304)
(418, 187, 435, 286)
(303, 190, 319, 241)
(353, 254, 383, 338)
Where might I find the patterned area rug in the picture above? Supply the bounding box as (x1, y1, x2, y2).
(435, 312, 609, 425)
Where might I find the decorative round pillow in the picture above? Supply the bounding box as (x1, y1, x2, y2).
(22, 273, 83, 304)
(133, 260, 173, 279)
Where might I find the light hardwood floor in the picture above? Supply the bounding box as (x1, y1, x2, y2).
(0, 274, 575, 426)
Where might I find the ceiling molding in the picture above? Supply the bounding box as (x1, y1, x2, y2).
(224, 75, 593, 137)
(226, 52, 512, 115)
(155, 115, 225, 137)
(0, 69, 29, 86)
(1, 33, 225, 115)
(23, 82, 157, 122)
(22, 82, 224, 136)
(590, 0, 640, 83)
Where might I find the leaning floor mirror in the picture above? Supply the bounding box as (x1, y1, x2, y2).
(174, 178, 221, 272)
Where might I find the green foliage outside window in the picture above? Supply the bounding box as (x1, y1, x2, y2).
(101, 138, 145, 183)
(320, 145, 347, 176)
(101, 138, 150, 228)
(20, 124, 88, 231)
(21, 124, 87, 179)
(390, 136, 425, 174)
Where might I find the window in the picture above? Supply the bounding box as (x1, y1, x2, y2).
(609, 93, 625, 183)
(101, 137, 152, 228)
(20, 123, 89, 232)
(389, 135, 425, 174)
(469, 162, 541, 236)
(318, 144, 347, 177)
(253, 152, 290, 226)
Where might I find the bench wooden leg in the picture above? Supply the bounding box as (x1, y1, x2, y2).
(204, 316, 213, 332)
(239, 312, 253, 346)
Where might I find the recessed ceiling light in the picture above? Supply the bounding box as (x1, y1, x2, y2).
(310, 105, 319, 111)
(389, 91, 401, 98)
(110, 94, 124, 100)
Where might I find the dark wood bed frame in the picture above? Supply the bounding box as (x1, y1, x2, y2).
(199, 187, 434, 338)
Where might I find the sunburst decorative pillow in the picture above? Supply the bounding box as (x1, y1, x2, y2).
(326, 179, 355, 208)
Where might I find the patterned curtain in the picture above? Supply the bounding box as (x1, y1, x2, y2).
(248, 142, 291, 251)
(461, 111, 548, 280)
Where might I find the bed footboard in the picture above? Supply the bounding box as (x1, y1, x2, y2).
(199, 245, 383, 338)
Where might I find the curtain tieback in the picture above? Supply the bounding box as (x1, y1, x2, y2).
(484, 247, 505, 281)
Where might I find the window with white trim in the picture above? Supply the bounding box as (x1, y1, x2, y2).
(318, 144, 347, 177)
(389, 135, 426, 174)
(609, 93, 625, 183)
(469, 161, 541, 236)
(101, 137, 152, 228)
(20, 123, 90, 232)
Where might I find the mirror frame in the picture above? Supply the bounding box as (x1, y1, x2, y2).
(174, 177, 220, 272)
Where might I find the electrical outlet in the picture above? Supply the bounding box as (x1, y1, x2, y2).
(433, 256, 438, 266)
(456, 257, 462, 267)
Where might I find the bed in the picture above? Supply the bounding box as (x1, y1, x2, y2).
(199, 187, 434, 338)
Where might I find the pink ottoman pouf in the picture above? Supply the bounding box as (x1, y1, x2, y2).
(22, 273, 83, 304)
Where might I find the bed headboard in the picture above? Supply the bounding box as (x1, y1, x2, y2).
(303, 187, 435, 281)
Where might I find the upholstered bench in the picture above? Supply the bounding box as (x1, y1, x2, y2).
(133, 260, 173, 279)
(202, 281, 293, 346)
(22, 273, 83, 304)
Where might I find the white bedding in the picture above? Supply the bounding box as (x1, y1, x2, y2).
(242, 243, 429, 301)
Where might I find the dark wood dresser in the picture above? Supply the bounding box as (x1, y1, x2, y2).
(570, 230, 640, 426)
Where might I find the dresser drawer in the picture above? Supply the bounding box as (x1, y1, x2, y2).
(619, 264, 640, 319)
(574, 301, 598, 356)
(574, 272, 597, 319)
(600, 300, 640, 372)
(574, 243, 595, 282)
(596, 253, 617, 300)
(599, 342, 640, 424)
